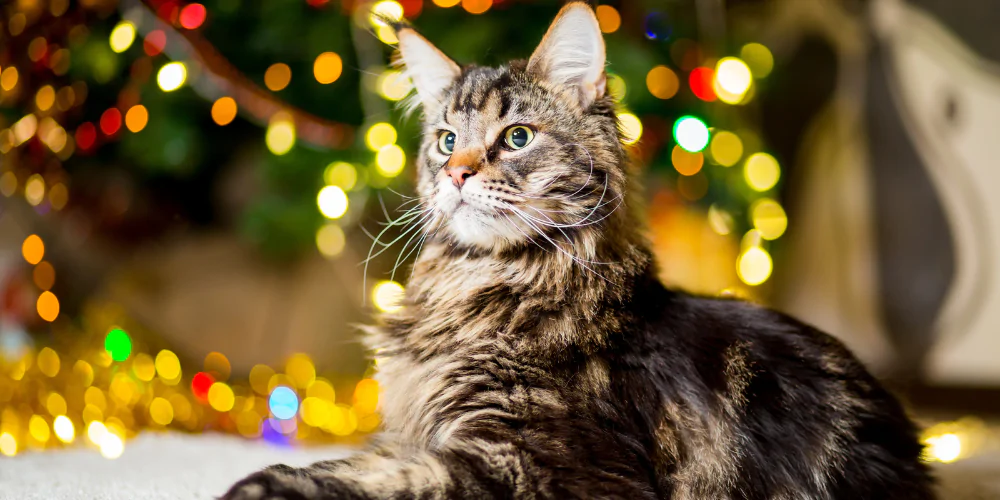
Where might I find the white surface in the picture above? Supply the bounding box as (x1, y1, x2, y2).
(0, 432, 354, 500)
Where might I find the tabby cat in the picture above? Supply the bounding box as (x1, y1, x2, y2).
(223, 3, 934, 499)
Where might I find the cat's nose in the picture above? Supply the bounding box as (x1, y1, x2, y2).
(445, 166, 476, 189)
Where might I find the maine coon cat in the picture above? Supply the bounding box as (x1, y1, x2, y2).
(224, 3, 934, 498)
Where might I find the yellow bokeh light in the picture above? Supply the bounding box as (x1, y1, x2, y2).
(366, 122, 397, 151)
(36, 85, 56, 111)
(37, 291, 60, 322)
(155, 350, 182, 382)
(100, 433, 124, 459)
(46, 392, 67, 416)
(375, 24, 398, 44)
(376, 145, 406, 178)
(264, 63, 292, 91)
(744, 152, 780, 191)
(157, 62, 187, 92)
(707, 204, 733, 236)
(751, 198, 788, 240)
(110, 373, 136, 404)
(25, 173, 45, 206)
(924, 433, 962, 463)
(125, 104, 148, 133)
(325, 404, 359, 436)
(710, 131, 743, 167)
(373, 280, 405, 313)
(38, 347, 60, 377)
(1, 67, 19, 91)
(313, 52, 343, 84)
(646, 65, 679, 100)
(433, 0, 460, 6)
(22, 234, 45, 264)
(715, 57, 753, 97)
(671, 145, 703, 176)
(462, 0, 493, 15)
(149, 397, 174, 426)
(307, 379, 336, 401)
(1, 172, 17, 197)
(316, 223, 346, 258)
(265, 116, 296, 155)
(85, 387, 107, 412)
(109, 21, 136, 53)
(618, 113, 643, 145)
(740, 43, 774, 79)
(713, 77, 747, 105)
(249, 364, 275, 395)
(53, 415, 74, 443)
(353, 379, 379, 415)
(378, 70, 412, 101)
(49, 183, 69, 209)
(737, 247, 772, 286)
(0, 433, 17, 456)
(132, 353, 156, 382)
(204, 351, 231, 381)
(300, 397, 331, 427)
(324, 162, 358, 190)
(286, 353, 316, 389)
(371, 1, 403, 26)
(212, 96, 238, 125)
(13, 114, 38, 145)
(87, 421, 107, 445)
(73, 360, 94, 387)
(606, 73, 626, 102)
(208, 382, 235, 412)
(29, 415, 50, 443)
(595, 5, 621, 33)
(317, 185, 349, 219)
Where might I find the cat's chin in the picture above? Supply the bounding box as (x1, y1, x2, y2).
(446, 204, 524, 249)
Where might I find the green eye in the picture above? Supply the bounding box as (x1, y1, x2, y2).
(504, 126, 534, 150)
(438, 131, 456, 155)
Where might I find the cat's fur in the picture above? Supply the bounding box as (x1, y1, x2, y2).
(223, 3, 934, 499)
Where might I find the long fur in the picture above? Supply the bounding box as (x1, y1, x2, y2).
(223, 3, 934, 499)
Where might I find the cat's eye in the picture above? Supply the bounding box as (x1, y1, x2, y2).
(504, 126, 534, 150)
(438, 131, 456, 155)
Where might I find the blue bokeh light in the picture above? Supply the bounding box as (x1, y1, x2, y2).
(268, 386, 299, 420)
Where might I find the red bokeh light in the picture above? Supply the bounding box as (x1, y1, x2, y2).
(179, 4, 207, 29)
(192, 371, 215, 400)
(401, 0, 423, 17)
(75, 123, 97, 150)
(689, 67, 717, 102)
(100, 108, 122, 136)
(156, 1, 179, 23)
(306, 0, 329, 7)
(144, 30, 167, 57)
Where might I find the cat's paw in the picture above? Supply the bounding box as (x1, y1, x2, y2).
(221, 464, 318, 500)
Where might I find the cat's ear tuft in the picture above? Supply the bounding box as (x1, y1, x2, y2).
(392, 27, 461, 111)
(527, 3, 607, 108)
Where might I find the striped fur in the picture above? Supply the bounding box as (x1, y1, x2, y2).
(223, 3, 934, 499)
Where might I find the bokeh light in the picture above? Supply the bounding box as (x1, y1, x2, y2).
(38, 348, 60, 377)
(49, 183, 69, 209)
(149, 397, 174, 425)
(155, 350, 182, 382)
(313, 52, 343, 84)
(29, 415, 50, 444)
(744, 152, 780, 191)
(618, 113, 643, 145)
(737, 246, 772, 286)
(36, 85, 56, 111)
(708, 204, 734, 236)
(377, 70, 412, 101)
(250, 365, 276, 395)
(353, 379, 379, 415)
(125, 105, 148, 133)
(104, 328, 132, 362)
(22, 235, 44, 264)
(433, 0, 460, 6)
(33, 261, 56, 290)
(265, 115, 296, 155)
(53, 415, 74, 443)
(25, 175, 44, 205)
(371, 1, 404, 26)
(740, 43, 774, 78)
(316, 224, 346, 257)
(326, 405, 359, 436)
(47, 393, 67, 416)
(317, 185, 349, 219)
(595, 5, 621, 33)
(265, 63, 292, 91)
(1, 67, 19, 91)
(269, 387, 299, 420)
(157, 62, 187, 92)
(100, 108, 122, 135)
(925, 433, 962, 463)
(37, 291, 60, 322)
(109, 22, 136, 53)
(606, 74, 626, 102)
(671, 146, 703, 176)
(208, 382, 235, 412)
(100, 433, 124, 459)
(324, 162, 358, 190)
(709, 131, 743, 167)
(179, 4, 207, 30)
(751, 199, 788, 240)
(286, 354, 316, 389)
(673, 116, 709, 152)
(132, 354, 156, 382)
(373, 280, 405, 313)
(0, 433, 17, 457)
(715, 58, 752, 97)
(144, 30, 166, 57)
(365, 122, 397, 151)
(212, 97, 238, 125)
(688, 67, 716, 102)
(375, 145, 406, 177)
(462, 0, 493, 15)
(646, 65, 679, 100)
(204, 351, 232, 381)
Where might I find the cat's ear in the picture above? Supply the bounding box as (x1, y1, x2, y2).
(392, 25, 461, 110)
(527, 3, 607, 108)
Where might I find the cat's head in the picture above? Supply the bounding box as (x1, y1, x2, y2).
(394, 2, 627, 251)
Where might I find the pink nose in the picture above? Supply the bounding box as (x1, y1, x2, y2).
(446, 166, 476, 189)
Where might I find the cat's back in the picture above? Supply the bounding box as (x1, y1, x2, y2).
(612, 282, 935, 499)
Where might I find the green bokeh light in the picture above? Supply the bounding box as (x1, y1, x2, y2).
(673, 116, 710, 153)
(105, 328, 132, 362)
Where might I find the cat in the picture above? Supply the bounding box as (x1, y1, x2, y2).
(223, 3, 934, 499)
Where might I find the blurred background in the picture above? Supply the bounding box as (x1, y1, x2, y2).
(0, 0, 999, 496)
